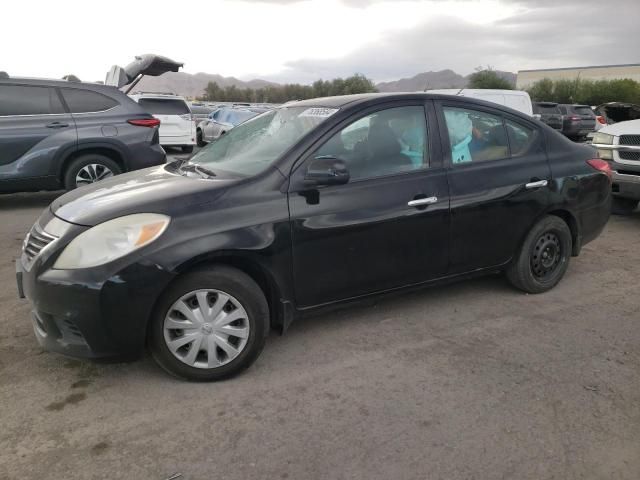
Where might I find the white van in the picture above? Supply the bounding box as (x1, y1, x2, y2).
(426, 89, 534, 117)
(129, 93, 196, 153)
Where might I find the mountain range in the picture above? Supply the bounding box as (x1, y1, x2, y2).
(133, 69, 517, 98)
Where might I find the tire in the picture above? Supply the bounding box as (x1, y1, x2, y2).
(611, 197, 638, 215)
(181, 145, 194, 154)
(63, 154, 122, 190)
(506, 215, 572, 294)
(196, 130, 206, 147)
(149, 266, 269, 381)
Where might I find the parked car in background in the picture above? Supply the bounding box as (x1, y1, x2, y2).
(533, 102, 563, 131)
(595, 102, 640, 125)
(196, 107, 262, 146)
(130, 93, 196, 153)
(427, 89, 534, 116)
(558, 104, 596, 140)
(592, 120, 640, 214)
(17, 93, 611, 380)
(189, 103, 216, 124)
(0, 75, 165, 193)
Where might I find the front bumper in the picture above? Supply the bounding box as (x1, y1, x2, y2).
(18, 221, 175, 359)
(593, 142, 640, 200)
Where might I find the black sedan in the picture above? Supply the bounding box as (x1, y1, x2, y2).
(17, 93, 611, 381)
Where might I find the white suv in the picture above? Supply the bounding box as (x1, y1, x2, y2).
(130, 93, 196, 153)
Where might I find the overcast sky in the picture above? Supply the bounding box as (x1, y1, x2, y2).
(3, 0, 638, 84)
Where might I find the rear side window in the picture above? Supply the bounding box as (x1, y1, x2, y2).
(443, 107, 509, 164)
(137, 98, 190, 115)
(535, 104, 560, 115)
(573, 106, 595, 117)
(506, 120, 537, 156)
(0, 85, 64, 116)
(61, 89, 118, 113)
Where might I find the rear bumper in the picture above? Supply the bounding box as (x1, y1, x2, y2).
(160, 134, 196, 147)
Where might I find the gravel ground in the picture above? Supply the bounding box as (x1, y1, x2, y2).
(0, 190, 639, 480)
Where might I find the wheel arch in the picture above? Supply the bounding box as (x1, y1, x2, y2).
(157, 252, 288, 334)
(59, 145, 127, 183)
(546, 208, 581, 256)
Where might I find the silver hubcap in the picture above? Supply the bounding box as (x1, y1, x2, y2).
(163, 289, 250, 369)
(75, 163, 113, 186)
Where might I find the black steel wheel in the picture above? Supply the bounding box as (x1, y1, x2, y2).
(506, 215, 572, 293)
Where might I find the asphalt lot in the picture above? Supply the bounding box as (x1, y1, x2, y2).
(1, 185, 639, 479)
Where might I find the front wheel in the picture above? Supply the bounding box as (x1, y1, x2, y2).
(196, 130, 206, 147)
(149, 266, 269, 381)
(506, 216, 572, 294)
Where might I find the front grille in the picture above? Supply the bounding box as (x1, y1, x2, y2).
(620, 135, 640, 146)
(619, 151, 640, 161)
(23, 225, 56, 262)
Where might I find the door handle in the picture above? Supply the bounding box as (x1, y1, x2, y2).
(46, 122, 69, 129)
(525, 179, 548, 189)
(408, 196, 438, 207)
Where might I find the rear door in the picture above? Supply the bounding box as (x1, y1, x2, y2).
(436, 100, 550, 272)
(137, 98, 191, 139)
(0, 83, 76, 182)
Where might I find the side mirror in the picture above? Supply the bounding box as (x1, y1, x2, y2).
(304, 156, 350, 186)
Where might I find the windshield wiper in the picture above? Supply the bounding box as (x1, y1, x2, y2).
(178, 162, 217, 179)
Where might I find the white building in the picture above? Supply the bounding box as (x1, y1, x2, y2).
(516, 64, 640, 89)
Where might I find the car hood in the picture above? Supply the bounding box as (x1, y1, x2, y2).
(599, 119, 640, 136)
(51, 165, 234, 227)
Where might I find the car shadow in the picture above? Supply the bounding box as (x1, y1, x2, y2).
(0, 191, 63, 211)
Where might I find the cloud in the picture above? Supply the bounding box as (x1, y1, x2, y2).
(265, 0, 640, 83)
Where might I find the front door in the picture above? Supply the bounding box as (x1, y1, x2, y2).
(436, 101, 551, 273)
(288, 102, 450, 308)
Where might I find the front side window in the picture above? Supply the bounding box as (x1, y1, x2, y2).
(188, 106, 337, 177)
(314, 105, 428, 181)
(443, 107, 508, 164)
(61, 89, 118, 113)
(137, 98, 190, 115)
(0, 85, 64, 116)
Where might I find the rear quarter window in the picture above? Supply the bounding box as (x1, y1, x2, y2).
(61, 88, 119, 113)
(573, 106, 595, 117)
(137, 98, 190, 115)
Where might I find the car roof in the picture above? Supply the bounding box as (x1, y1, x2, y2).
(0, 75, 117, 92)
(287, 92, 534, 118)
(130, 92, 186, 100)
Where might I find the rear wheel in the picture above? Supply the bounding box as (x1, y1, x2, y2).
(149, 266, 269, 381)
(506, 216, 572, 294)
(181, 145, 194, 154)
(63, 154, 121, 190)
(611, 197, 638, 215)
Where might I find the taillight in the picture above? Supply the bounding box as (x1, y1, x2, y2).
(128, 118, 160, 128)
(587, 158, 612, 180)
(569, 115, 581, 121)
(596, 115, 606, 125)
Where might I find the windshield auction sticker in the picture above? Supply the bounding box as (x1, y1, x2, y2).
(299, 108, 339, 118)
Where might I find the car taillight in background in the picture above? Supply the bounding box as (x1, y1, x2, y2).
(596, 115, 607, 125)
(128, 118, 161, 128)
(568, 115, 581, 121)
(587, 159, 612, 180)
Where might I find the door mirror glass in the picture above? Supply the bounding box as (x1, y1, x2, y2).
(304, 156, 350, 186)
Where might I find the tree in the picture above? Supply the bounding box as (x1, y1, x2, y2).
(526, 78, 640, 104)
(62, 74, 80, 82)
(201, 74, 378, 102)
(467, 67, 513, 90)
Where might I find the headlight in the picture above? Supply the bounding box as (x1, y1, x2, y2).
(597, 149, 613, 160)
(54, 213, 170, 269)
(592, 132, 614, 145)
